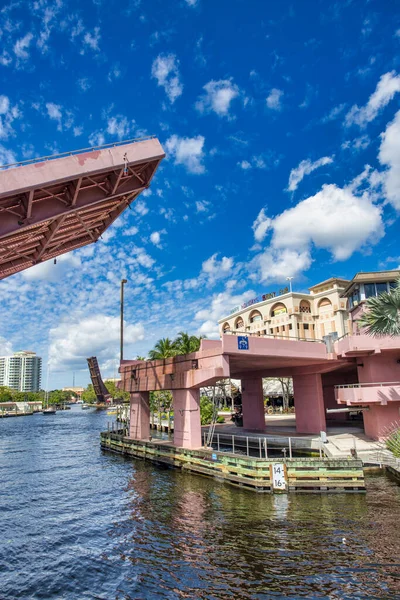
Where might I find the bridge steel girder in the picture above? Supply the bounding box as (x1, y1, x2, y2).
(0, 137, 165, 280)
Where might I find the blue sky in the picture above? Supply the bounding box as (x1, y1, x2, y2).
(0, 0, 399, 388)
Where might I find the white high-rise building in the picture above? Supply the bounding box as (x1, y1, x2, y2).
(0, 351, 42, 392)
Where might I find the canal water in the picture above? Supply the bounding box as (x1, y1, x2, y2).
(1, 407, 399, 600)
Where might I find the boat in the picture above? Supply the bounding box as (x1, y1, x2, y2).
(42, 406, 56, 415)
(81, 404, 93, 410)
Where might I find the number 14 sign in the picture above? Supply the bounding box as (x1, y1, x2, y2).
(271, 463, 287, 492)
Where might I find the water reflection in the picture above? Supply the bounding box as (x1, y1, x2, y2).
(0, 409, 399, 599)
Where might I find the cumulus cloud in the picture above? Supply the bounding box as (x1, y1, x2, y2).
(48, 314, 144, 371)
(150, 229, 166, 247)
(151, 54, 183, 103)
(379, 109, 400, 210)
(202, 253, 234, 276)
(0, 144, 16, 166)
(252, 208, 272, 242)
(341, 135, 370, 152)
(0, 335, 14, 355)
(287, 156, 334, 192)
(195, 79, 240, 117)
(82, 27, 101, 52)
(345, 71, 400, 127)
(266, 88, 283, 110)
(106, 115, 132, 139)
(250, 179, 384, 283)
(165, 134, 205, 174)
(273, 183, 384, 260)
(46, 102, 62, 130)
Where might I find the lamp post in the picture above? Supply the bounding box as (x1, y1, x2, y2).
(286, 277, 293, 293)
(120, 279, 127, 362)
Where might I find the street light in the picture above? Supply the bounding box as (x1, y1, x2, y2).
(286, 277, 293, 293)
(120, 279, 128, 362)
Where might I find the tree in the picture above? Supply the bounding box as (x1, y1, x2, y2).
(359, 279, 400, 336)
(148, 338, 177, 360)
(0, 386, 13, 402)
(174, 332, 204, 355)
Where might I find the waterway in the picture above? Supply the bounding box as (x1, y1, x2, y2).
(0, 407, 399, 599)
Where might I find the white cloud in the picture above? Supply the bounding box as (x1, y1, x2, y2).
(252, 208, 272, 242)
(272, 183, 383, 260)
(379, 109, 400, 210)
(238, 160, 251, 170)
(46, 102, 63, 131)
(195, 200, 211, 213)
(341, 135, 370, 152)
(123, 226, 139, 236)
(202, 253, 234, 276)
(0, 96, 10, 115)
(165, 134, 205, 174)
(321, 103, 347, 123)
(49, 314, 144, 371)
(82, 27, 101, 52)
(0, 144, 16, 166)
(185, 0, 199, 5)
(150, 229, 166, 247)
(255, 248, 312, 283)
(107, 115, 132, 139)
(266, 88, 283, 110)
(134, 200, 148, 216)
(0, 336, 14, 355)
(195, 79, 240, 117)
(151, 54, 183, 104)
(14, 32, 34, 60)
(345, 71, 400, 127)
(287, 156, 334, 192)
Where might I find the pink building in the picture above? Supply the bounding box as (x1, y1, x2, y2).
(121, 270, 400, 447)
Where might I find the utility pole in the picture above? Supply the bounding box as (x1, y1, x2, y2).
(120, 279, 127, 362)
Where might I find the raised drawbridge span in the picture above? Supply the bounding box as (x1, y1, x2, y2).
(0, 136, 165, 279)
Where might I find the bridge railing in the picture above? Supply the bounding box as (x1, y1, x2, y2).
(0, 135, 157, 170)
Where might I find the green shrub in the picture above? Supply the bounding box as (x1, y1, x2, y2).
(386, 429, 400, 457)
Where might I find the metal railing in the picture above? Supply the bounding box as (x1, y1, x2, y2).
(335, 381, 400, 389)
(0, 135, 157, 170)
(201, 431, 327, 459)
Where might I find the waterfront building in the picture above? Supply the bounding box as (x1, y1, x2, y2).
(121, 269, 400, 443)
(0, 351, 42, 392)
(218, 277, 351, 342)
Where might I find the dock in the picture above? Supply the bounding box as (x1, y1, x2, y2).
(101, 431, 365, 493)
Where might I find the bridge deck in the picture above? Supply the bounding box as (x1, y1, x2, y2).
(0, 137, 165, 279)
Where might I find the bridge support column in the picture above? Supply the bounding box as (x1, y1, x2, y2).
(172, 389, 202, 449)
(241, 377, 265, 431)
(129, 391, 150, 440)
(293, 373, 326, 434)
(363, 402, 400, 440)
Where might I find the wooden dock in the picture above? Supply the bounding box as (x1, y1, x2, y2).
(101, 431, 365, 493)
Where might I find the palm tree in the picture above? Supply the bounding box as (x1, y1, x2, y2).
(174, 331, 205, 355)
(148, 338, 177, 360)
(358, 279, 400, 336)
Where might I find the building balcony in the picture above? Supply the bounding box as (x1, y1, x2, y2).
(335, 382, 400, 406)
(335, 334, 400, 357)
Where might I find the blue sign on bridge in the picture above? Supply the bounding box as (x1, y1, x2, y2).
(237, 336, 249, 350)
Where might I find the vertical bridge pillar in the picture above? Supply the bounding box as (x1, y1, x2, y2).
(241, 377, 265, 431)
(172, 389, 202, 449)
(129, 391, 150, 440)
(293, 372, 326, 434)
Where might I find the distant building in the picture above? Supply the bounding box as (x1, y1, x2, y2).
(0, 351, 42, 392)
(218, 277, 351, 342)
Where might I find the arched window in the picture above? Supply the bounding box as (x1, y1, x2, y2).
(222, 322, 230, 333)
(249, 310, 263, 323)
(318, 298, 332, 314)
(270, 302, 287, 317)
(299, 300, 311, 313)
(235, 317, 244, 329)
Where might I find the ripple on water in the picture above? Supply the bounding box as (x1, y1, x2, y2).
(0, 409, 400, 599)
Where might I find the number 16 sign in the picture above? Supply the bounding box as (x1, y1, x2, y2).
(271, 463, 287, 492)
